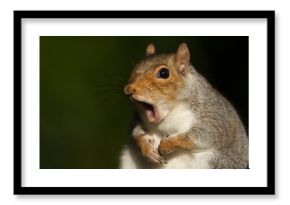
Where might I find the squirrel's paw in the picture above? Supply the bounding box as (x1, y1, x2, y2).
(143, 148, 167, 164)
(139, 139, 167, 164)
(158, 137, 176, 156)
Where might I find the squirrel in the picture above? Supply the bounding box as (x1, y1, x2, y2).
(120, 43, 248, 169)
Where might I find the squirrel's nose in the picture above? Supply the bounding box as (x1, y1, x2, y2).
(124, 84, 136, 96)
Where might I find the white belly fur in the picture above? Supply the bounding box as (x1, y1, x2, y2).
(156, 103, 195, 135)
(162, 150, 215, 169)
(120, 144, 215, 169)
(120, 103, 215, 169)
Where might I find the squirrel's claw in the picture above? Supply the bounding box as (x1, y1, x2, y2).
(144, 149, 167, 164)
(159, 157, 168, 164)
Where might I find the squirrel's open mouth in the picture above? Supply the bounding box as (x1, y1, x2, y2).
(131, 98, 161, 123)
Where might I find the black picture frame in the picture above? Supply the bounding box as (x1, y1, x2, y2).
(14, 10, 275, 195)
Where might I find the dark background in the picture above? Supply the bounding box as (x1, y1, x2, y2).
(40, 36, 248, 169)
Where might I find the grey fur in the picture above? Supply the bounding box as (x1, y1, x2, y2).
(123, 50, 248, 169)
(180, 67, 248, 168)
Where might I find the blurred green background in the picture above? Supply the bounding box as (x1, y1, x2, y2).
(40, 36, 248, 169)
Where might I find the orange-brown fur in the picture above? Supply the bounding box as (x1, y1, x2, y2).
(158, 135, 195, 156)
(135, 134, 153, 159)
(121, 43, 248, 169)
(126, 55, 183, 104)
(135, 134, 166, 163)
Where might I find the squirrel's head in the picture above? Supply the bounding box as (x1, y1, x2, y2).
(124, 43, 193, 124)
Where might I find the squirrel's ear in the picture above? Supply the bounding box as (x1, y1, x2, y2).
(146, 43, 156, 56)
(175, 43, 190, 76)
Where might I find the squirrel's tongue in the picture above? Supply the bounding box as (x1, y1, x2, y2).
(145, 107, 155, 122)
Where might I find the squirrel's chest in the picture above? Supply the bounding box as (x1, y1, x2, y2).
(154, 104, 195, 136)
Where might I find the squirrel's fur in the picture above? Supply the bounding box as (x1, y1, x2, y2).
(120, 43, 248, 169)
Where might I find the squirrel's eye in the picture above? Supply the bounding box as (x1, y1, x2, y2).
(157, 68, 170, 79)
